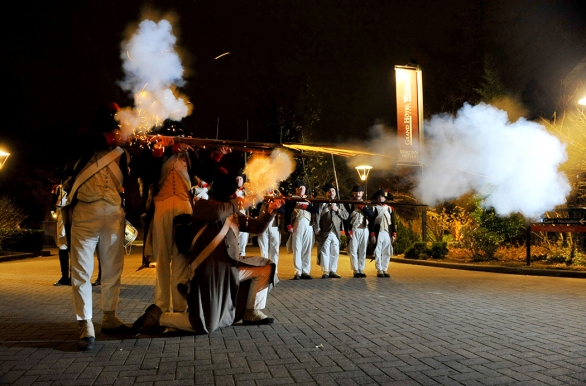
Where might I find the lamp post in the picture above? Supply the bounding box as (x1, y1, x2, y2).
(355, 165, 372, 198)
(0, 151, 9, 170)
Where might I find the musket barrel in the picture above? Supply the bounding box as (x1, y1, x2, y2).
(268, 196, 427, 207)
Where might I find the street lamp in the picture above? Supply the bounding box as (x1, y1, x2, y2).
(0, 151, 9, 169)
(578, 97, 586, 105)
(355, 165, 372, 197)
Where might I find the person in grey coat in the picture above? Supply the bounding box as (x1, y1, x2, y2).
(133, 169, 285, 334)
(313, 182, 348, 278)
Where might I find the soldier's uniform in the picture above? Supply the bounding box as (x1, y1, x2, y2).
(257, 190, 285, 274)
(285, 180, 318, 279)
(313, 182, 348, 278)
(135, 120, 221, 313)
(370, 189, 397, 278)
(235, 169, 249, 256)
(343, 184, 374, 277)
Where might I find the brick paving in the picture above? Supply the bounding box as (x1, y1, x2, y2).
(1, 244, 585, 385)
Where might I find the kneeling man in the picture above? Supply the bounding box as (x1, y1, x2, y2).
(134, 169, 284, 334)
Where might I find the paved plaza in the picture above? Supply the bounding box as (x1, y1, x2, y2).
(1, 244, 585, 385)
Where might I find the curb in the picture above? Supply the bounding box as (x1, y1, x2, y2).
(0, 250, 51, 263)
(391, 257, 586, 278)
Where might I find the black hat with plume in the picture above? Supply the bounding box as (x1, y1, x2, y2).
(209, 168, 238, 199)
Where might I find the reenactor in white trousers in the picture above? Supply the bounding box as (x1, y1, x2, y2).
(314, 182, 348, 278)
(343, 184, 374, 277)
(369, 189, 397, 278)
(285, 180, 318, 280)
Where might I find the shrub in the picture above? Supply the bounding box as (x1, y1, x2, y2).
(404, 242, 429, 260)
(430, 241, 449, 259)
(461, 226, 503, 261)
(394, 217, 421, 255)
(0, 195, 27, 229)
(460, 198, 526, 261)
(404, 241, 450, 260)
(0, 229, 45, 252)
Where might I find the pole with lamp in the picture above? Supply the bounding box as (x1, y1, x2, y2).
(355, 165, 372, 198)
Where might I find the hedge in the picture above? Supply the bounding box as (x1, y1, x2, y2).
(0, 228, 45, 252)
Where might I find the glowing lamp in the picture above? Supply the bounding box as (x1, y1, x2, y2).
(355, 165, 372, 181)
(579, 97, 586, 106)
(0, 151, 9, 169)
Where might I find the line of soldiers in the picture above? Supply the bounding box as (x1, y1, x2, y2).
(278, 179, 396, 280)
(242, 178, 397, 280)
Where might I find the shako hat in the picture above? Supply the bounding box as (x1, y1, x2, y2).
(370, 189, 393, 201)
(294, 179, 307, 188)
(90, 102, 120, 133)
(321, 181, 336, 191)
(209, 168, 238, 199)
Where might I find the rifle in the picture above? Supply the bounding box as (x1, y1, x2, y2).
(130, 135, 388, 158)
(268, 196, 428, 207)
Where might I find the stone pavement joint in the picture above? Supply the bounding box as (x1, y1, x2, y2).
(1, 245, 585, 385)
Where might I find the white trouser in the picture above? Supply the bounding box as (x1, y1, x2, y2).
(348, 227, 368, 272)
(320, 231, 339, 274)
(374, 231, 392, 272)
(70, 200, 124, 321)
(258, 219, 281, 270)
(238, 232, 249, 256)
(238, 264, 271, 309)
(292, 218, 313, 275)
(152, 196, 191, 312)
(55, 209, 68, 250)
(159, 264, 272, 332)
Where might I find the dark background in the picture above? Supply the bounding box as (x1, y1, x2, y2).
(1, 0, 586, 225)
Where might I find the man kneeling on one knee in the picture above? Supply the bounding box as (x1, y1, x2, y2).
(134, 168, 285, 334)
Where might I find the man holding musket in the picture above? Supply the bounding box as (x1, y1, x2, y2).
(133, 168, 284, 334)
(369, 189, 397, 278)
(134, 119, 230, 316)
(61, 102, 134, 351)
(343, 184, 374, 277)
(313, 182, 348, 278)
(285, 180, 318, 280)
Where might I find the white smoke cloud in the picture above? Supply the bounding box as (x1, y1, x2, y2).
(414, 102, 570, 219)
(345, 122, 397, 171)
(116, 18, 191, 138)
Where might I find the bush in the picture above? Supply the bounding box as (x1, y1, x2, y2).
(430, 241, 449, 259)
(404, 241, 450, 260)
(0, 228, 45, 252)
(461, 226, 503, 261)
(394, 217, 421, 255)
(404, 242, 429, 259)
(0, 195, 27, 229)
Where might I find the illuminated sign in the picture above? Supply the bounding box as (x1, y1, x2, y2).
(395, 66, 423, 165)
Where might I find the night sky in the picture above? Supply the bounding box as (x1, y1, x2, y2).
(3, 1, 585, 143)
(1, 0, 586, 222)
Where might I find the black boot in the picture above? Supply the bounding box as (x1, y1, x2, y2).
(92, 263, 102, 286)
(54, 249, 71, 286)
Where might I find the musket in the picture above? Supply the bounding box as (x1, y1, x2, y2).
(267, 196, 428, 207)
(133, 135, 276, 154)
(131, 135, 387, 158)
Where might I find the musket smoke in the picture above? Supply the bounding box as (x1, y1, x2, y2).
(345, 122, 398, 170)
(414, 102, 570, 219)
(243, 149, 295, 205)
(116, 18, 191, 138)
